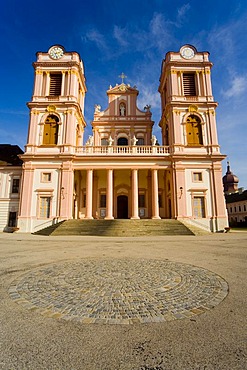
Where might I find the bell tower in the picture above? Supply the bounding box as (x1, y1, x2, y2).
(25, 45, 87, 154)
(159, 45, 228, 232)
(18, 46, 87, 232)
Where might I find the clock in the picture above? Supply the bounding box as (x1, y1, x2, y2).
(49, 46, 64, 60)
(181, 46, 195, 60)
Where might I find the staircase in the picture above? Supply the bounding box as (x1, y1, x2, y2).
(34, 219, 195, 236)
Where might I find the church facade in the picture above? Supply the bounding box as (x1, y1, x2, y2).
(1, 45, 228, 233)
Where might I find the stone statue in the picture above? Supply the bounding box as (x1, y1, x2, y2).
(119, 103, 126, 116)
(86, 135, 93, 146)
(94, 104, 101, 113)
(132, 135, 138, 146)
(144, 104, 151, 112)
(151, 135, 157, 146)
(108, 136, 114, 146)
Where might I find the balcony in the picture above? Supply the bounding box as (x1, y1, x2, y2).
(75, 145, 170, 156)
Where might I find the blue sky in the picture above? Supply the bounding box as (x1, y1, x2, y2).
(0, 0, 246, 187)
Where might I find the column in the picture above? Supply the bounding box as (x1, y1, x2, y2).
(85, 169, 93, 219)
(105, 169, 114, 219)
(131, 169, 140, 219)
(152, 169, 161, 219)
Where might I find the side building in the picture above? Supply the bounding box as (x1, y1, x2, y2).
(1, 44, 228, 233)
(0, 145, 23, 231)
(223, 162, 247, 226)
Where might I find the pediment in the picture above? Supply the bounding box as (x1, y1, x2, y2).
(107, 83, 138, 94)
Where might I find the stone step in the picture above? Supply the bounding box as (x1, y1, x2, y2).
(35, 219, 194, 236)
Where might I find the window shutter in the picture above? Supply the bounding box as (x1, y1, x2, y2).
(49, 73, 62, 96)
(183, 73, 196, 96)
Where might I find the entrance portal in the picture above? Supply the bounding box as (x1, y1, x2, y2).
(117, 195, 128, 219)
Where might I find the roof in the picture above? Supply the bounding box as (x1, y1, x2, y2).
(225, 190, 247, 204)
(0, 144, 23, 166)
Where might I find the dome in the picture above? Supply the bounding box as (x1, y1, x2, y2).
(223, 162, 239, 193)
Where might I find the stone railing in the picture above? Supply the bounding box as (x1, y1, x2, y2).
(75, 145, 170, 155)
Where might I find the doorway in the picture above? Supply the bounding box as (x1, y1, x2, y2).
(117, 195, 128, 218)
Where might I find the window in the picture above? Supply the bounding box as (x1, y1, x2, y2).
(193, 172, 202, 182)
(39, 197, 51, 218)
(234, 207, 237, 212)
(158, 194, 163, 208)
(138, 194, 145, 208)
(117, 137, 128, 146)
(183, 73, 196, 96)
(100, 194, 106, 208)
(8, 212, 17, 227)
(137, 138, 144, 145)
(49, 73, 62, 96)
(193, 196, 206, 218)
(101, 138, 108, 146)
(12, 178, 20, 193)
(83, 194, 86, 208)
(230, 207, 232, 213)
(239, 206, 241, 212)
(41, 173, 51, 182)
(244, 205, 246, 212)
(186, 115, 203, 146)
(43, 115, 59, 145)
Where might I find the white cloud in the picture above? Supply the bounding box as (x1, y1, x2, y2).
(176, 3, 191, 26)
(82, 29, 108, 51)
(113, 25, 129, 47)
(222, 75, 247, 98)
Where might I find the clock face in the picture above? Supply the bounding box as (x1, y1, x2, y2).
(181, 47, 195, 60)
(49, 47, 64, 60)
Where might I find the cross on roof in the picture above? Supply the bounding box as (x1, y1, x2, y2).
(119, 72, 127, 84)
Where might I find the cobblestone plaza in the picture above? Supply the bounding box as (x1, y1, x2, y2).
(9, 259, 228, 325)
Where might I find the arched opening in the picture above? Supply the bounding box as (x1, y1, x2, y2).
(117, 195, 128, 219)
(117, 137, 128, 146)
(186, 115, 203, 146)
(43, 115, 59, 145)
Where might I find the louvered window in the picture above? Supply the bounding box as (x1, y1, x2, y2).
(183, 73, 196, 96)
(49, 73, 62, 96)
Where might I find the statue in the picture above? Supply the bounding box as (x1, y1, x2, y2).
(132, 135, 138, 146)
(94, 104, 101, 113)
(108, 136, 114, 146)
(151, 135, 157, 146)
(86, 135, 93, 146)
(119, 103, 126, 116)
(144, 104, 151, 112)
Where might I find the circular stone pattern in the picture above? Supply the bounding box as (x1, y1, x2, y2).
(9, 259, 228, 324)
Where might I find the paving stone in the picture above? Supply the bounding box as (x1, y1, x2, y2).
(8, 259, 228, 325)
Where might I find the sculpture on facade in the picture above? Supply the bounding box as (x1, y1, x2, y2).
(119, 103, 126, 116)
(108, 136, 114, 146)
(144, 104, 151, 112)
(94, 104, 101, 113)
(132, 135, 138, 146)
(151, 135, 157, 146)
(86, 135, 94, 146)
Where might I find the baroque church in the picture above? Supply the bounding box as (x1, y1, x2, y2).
(0, 44, 228, 233)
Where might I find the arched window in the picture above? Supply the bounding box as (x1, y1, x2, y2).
(117, 137, 128, 146)
(43, 115, 59, 145)
(119, 102, 126, 116)
(186, 115, 203, 146)
(136, 138, 144, 145)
